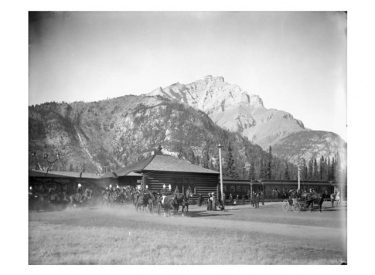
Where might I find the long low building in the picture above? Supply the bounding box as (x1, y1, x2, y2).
(29, 170, 103, 194)
(113, 149, 220, 196)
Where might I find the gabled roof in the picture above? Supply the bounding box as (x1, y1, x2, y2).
(29, 170, 101, 179)
(101, 171, 118, 178)
(127, 172, 143, 177)
(101, 171, 142, 178)
(115, 155, 155, 176)
(115, 154, 219, 176)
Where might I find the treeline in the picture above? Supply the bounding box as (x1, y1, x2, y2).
(187, 143, 345, 183)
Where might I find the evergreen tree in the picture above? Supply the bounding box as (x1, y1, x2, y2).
(226, 143, 239, 179)
(259, 157, 265, 179)
(331, 157, 336, 182)
(188, 149, 195, 164)
(313, 158, 318, 180)
(327, 158, 332, 181)
(319, 156, 325, 180)
(241, 166, 248, 180)
(248, 161, 255, 180)
(202, 150, 210, 168)
(284, 161, 290, 180)
(335, 152, 342, 182)
(308, 158, 313, 180)
(266, 146, 272, 180)
(300, 158, 307, 181)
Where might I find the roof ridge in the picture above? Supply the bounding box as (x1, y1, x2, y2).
(139, 153, 157, 172)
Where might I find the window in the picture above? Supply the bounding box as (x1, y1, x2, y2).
(236, 185, 242, 192)
(242, 185, 248, 192)
(230, 185, 235, 193)
(223, 185, 227, 192)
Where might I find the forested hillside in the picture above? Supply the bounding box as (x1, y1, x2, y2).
(28, 95, 309, 180)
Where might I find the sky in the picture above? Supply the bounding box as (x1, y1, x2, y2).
(29, 11, 347, 140)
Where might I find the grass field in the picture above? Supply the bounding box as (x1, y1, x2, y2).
(29, 201, 347, 265)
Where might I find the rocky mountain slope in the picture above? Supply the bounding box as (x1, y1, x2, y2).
(29, 95, 290, 177)
(148, 75, 346, 168)
(272, 131, 347, 166)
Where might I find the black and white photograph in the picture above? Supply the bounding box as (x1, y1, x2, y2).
(26, 10, 348, 265)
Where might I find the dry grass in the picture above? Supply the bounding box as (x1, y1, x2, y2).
(29, 205, 346, 265)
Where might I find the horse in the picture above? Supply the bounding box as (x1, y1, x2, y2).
(101, 190, 117, 208)
(174, 188, 194, 216)
(148, 191, 159, 213)
(301, 191, 325, 212)
(122, 186, 133, 205)
(135, 190, 154, 212)
(330, 191, 341, 207)
(69, 188, 93, 208)
(112, 188, 127, 207)
(157, 192, 177, 217)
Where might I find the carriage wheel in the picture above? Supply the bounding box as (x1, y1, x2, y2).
(282, 200, 289, 212)
(292, 202, 301, 213)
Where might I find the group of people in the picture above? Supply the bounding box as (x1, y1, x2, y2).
(198, 192, 224, 211)
(29, 185, 70, 202)
(253, 191, 264, 208)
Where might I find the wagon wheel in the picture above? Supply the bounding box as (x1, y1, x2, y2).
(282, 199, 289, 212)
(292, 201, 301, 213)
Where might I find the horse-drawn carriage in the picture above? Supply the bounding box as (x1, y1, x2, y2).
(282, 197, 306, 212)
(132, 186, 193, 217)
(156, 189, 192, 217)
(282, 189, 328, 213)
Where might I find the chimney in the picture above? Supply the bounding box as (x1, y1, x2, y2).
(154, 144, 164, 155)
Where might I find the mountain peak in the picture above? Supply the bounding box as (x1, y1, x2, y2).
(149, 75, 264, 111)
(148, 76, 306, 150)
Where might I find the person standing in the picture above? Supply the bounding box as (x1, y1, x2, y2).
(198, 193, 202, 206)
(208, 193, 212, 211)
(222, 192, 226, 208)
(242, 195, 245, 205)
(229, 194, 233, 205)
(212, 193, 216, 211)
(255, 192, 260, 208)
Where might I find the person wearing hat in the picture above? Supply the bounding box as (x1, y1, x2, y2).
(110, 184, 116, 192)
(207, 193, 212, 211)
(160, 184, 166, 196)
(77, 183, 83, 194)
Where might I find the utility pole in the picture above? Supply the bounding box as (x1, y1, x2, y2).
(218, 144, 224, 209)
(298, 166, 301, 191)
